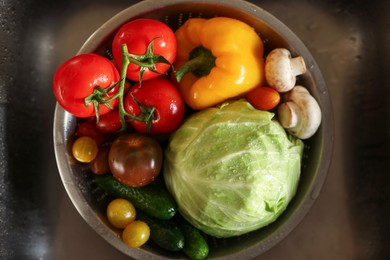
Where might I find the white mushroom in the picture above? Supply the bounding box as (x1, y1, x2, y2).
(277, 85, 321, 139)
(265, 48, 307, 93)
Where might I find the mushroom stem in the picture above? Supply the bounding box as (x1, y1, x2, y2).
(277, 85, 321, 139)
(278, 101, 299, 128)
(290, 56, 307, 77)
(265, 48, 307, 93)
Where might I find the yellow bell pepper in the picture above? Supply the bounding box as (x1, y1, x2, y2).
(174, 17, 265, 110)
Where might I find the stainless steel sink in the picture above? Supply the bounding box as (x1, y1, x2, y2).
(0, 0, 389, 259)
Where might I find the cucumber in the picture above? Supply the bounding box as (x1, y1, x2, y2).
(93, 174, 177, 220)
(137, 211, 185, 252)
(178, 219, 209, 260)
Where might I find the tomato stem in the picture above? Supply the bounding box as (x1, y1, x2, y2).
(126, 37, 173, 85)
(115, 44, 158, 133)
(84, 40, 170, 133)
(116, 44, 143, 131)
(130, 93, 156, 134)
(84, 85, 116, 122)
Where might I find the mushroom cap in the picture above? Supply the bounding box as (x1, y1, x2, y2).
(278, 85, 321, 139)
(265, 48, 306, 93)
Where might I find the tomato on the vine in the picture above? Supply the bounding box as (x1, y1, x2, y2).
(108, 133, 163, 187)
(53, 53, 120, 118)
(124, 77, 185, 135)
(112, 19, 177, 81)
(96, 109, 122, 133)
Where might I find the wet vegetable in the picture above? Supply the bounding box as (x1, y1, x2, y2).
(122, 220, 150, 248)
(72, 136, 98, 163)
(76, 120, 105, 145)
(53, 53, 120, 119)
(136, 211, 185, 252)
(174, 17, 265, 110)
(112, 18, 177, 82)
(124, 78, 185, 135)
(106, 198, 136, 229)
(109, 133, 163, 187)
(246, 86, 280, 111)
(178, 218, 209, 260)
(94, 174, 177, 220)
(164, 100, 304, 237)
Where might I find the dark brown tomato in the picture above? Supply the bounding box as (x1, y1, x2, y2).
(108, 133, 163, 187)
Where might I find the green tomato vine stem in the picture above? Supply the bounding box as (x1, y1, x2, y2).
(84, 42, 173, 133)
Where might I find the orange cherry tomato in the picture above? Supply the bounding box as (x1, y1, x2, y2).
(246, 86, 280, 111)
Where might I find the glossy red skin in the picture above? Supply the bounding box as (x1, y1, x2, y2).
(96, 109, 122, 133)
(76, 121, 105, 145)
(112, 19, 177, 81)
(53, 53, 120, 118)
(109, 133, 163, 187)
(246, 86, 281, 111)
(124, 78, 185, 135)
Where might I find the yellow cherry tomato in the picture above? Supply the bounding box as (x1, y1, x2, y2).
(106, 198, 136, 229)
(72, 136, 98, 163)
(122, 220, 150, 248)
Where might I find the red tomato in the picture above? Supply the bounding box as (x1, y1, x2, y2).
(90, 146, 110, 175)
(96, 109, 122, 133)
(124, 78, 185, 135)
(246, 86, 281, 111)
(53, 53, 120, 118)
(112, 19, 177, 81)
(76, 121, 105, 145)
(109, 133, 163, 187)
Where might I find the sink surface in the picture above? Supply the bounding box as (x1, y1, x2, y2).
(0, 0, 389, 259)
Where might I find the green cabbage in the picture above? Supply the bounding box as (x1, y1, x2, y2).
(163, 100, 304, 238)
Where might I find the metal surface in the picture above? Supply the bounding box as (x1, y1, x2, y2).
(0, 0, 389, 259)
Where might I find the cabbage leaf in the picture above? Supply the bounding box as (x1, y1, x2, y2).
(164, 100, 304, 238)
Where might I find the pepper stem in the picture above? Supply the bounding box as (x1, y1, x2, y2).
(174, 46, 215, 82)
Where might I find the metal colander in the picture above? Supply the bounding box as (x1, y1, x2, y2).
(53, 0, 333, 259)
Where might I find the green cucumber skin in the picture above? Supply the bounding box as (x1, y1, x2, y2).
(137, 211, 185, 252)
(179, 221, 209, 260)
(93, 174, 177, 220)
